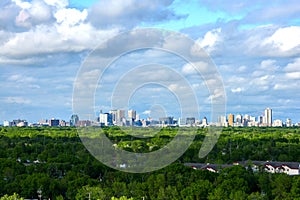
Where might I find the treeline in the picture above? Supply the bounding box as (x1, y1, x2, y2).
(0, 126, 299, 199)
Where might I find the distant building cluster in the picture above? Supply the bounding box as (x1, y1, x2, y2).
(3, 119, 28, 127)
(2, 108, 299, 127)
(3, 118, 69, 127)
(218, 108, 295, 127)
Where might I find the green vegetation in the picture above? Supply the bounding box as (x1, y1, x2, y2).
(0, 126, 299, 199)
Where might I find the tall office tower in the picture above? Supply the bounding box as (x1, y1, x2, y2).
(264, 108, 272, 126)
(218, 115, 227, 127)
(235, 114, 242, 123)
(286, 118, 292, 127)
(202, 117, 208, 126)
(99, 113, 112, 126)
(250, 116, 256, 122)
(116, 109, 125, 125)
(228, 113, 234, 126)
(70, 114, 79, 126)
(136, 114, 140, 121)
(109, 110, 117, 125)
(128, 110, 136, 120)
(244, 114, 250, 121)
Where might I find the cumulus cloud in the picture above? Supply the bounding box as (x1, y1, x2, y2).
(44, 0, 68, 9)
(88, 0, 185, 28)
(284, 58, 300, 72)
(15, 0, 54, 28)
(263, 26, 300, 52)
(54, 8, 88, 26)
(0, 24, 120, 58)
(198, 28, 222, 52)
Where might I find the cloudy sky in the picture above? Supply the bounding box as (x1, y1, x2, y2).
(1, 0, 300, 123)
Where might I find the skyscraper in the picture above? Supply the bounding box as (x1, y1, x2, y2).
(70, 114, 79, 126)
(128, 110, 136, 120)
(99, 113, 112, 126)
(235, 114, 242, 123)
(109, 110, 117, 125)
(116, 110, 125, 126)
(286, 118, 292, 127)
(264, 108, 272, 126)
(228, 113, 234, 126)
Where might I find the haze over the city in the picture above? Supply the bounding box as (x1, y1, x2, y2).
(1, 0, 300, 123)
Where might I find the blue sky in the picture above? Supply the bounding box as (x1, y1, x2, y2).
(1, 0, 300, 124)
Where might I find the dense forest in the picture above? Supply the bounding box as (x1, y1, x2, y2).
(0, 126, 299, 199)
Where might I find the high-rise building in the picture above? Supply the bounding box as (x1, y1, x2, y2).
(258, 116, 263, 124)
(228, 113, 234, 126)
(3, 120, 10, 127)
(128, 110, 136, 120)
(286, 118, 292, 127)
(70, 114, 79, 126)
(136, 114, 140, 121)
(273, 119, 283, 127)
(49, 118, 60, 127)
(235, 114, 242, 123)
(99, 113, 112, 126)
(264, 108, 272, 126)
(109, 110, 117, 125)
(116, 110, 125, 126)
(202, 117, 208, 126)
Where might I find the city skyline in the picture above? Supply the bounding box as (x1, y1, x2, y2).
(2, 107, 299, 127)
(1, 0, 300, 123)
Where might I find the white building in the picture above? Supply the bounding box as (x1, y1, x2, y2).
(286, 118, 292, 127)
(128, 110, 136, 120)
(263, 161, 300, 176)
(264, 108, 272, 126)
(273, 119, 283, 127)
(3, 120, 10, 127)
(99, 113, 112, 126)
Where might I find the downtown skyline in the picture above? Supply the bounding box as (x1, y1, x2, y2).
(1, 0, 300, 123)
(2, 107, 299, 127)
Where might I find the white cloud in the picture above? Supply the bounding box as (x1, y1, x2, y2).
(15, 0, 53, 28)
(263, 26, 300, 52)
(7, 74, 36, 83)
(284, 58, 300, 72)
(142, 110, 151, 115)
(44, 0, 68, 9)
(181, 63, 196, 75)
(198, 28, 222, 52)
(54, 8, 88, 26)
(4, 96, 31, 104)
(12, 0, 31, 9)
(0, 24, 120, 58)
(88, 0, 183, 28)
(286, 72, 300, 80)
(231, 87, 243, 93)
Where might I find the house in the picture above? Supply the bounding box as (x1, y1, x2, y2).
(185, 161, 300, 176)
(263, 161, 300, 176)
(184, 163, 232, 173)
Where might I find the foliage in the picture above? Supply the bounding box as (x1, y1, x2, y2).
(0, 126, 299, 199)
(0, 193, 24, 200)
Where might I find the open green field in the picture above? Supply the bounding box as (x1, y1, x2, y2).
(0, 126, 299, 199)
